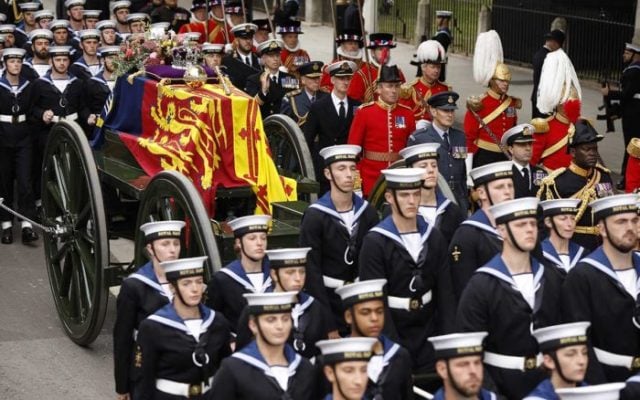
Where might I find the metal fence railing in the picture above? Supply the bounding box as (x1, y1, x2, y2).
(377, 0, 421, 42)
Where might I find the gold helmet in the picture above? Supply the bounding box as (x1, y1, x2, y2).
(492, 63, 511, 82)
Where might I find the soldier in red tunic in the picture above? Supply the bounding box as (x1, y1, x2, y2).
(319, 29, 364, 93)
(177, 0, 228, 44)
(399, 39, 450, 121)
(348, 65, 416, 197)
(464, 30, 520, 169)
(277, 20, 310, 79)
(347, 33, 406, 104)
(625, 138, 640, 192)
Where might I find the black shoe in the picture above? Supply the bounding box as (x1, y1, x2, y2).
(22, 227, 39, 244)
(2, 228, 13, 244)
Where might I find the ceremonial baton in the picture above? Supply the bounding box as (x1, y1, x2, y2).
(240, 0, 247, 23)
(356, 2, 374, 102)
(262, 0, 276, 39)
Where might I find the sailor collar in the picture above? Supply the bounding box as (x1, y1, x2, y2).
(39, 71, 78, 87)
(370, 214, 433, 250)
(0, 76, 29, 95)
(476, 253, 545, 290)
(541, 239, 584, 271)
(461, 209, 502, 239)
(233, 340, 302, 381)
(220, 259, 273, 293)
(90, 72, 112, 85)
(73, 56, 100, 69)
(309, 192, 369, 226)
(429, 189, 452, 218)
(147, 303, 215, 339)
(580, 247, 640, 294)
(433, 388, 497, 400)
(377, 334, 401, 366)
(128, 261, 169, 298)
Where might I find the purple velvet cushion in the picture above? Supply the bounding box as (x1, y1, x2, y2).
(145, 64, 216, 80)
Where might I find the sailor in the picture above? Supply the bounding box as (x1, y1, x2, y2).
(432, 10, 453, 81)
(562, 194, 640, 383)
(277, 20, 310, 78)
(0, 23, 17, 48)
(531, 49, 582, 170)
(336, 279, 414, 399)
(245, 39, 299, 118)
(201, 42, 224, 69)
(347, 32, 406, 103)
(96, 20, 121, 46)
(319, 29, 363, 93)
(127, 13, 150, 35)
(210, 292, 320, 399)
(407, 91, 469, 211)
(221, 22, 260, 90)
(111, 0, 131, 34)
(464, 30, 520, 169)
(447, 161, 514, 299)
(113, 220, 184, 400)
(206, 215, 272, 334)
(0, 48, 38, 245)
(400, 39, 450, 121)
(537, 119, 614, 251)
(69, 29, 101, 79)
(33, 9, 54, 30)
(316, 337, 377, 400)
(176, 0, 220, 44)
(399, 142, 466, 244)
(84, 45, 118, 130)
(556, 382, 626, 399)
(347, 64, 416, 197)
(136, 256, 232, 399)
(82, 9, 101, 29)
(16, 2, 41, 35)
(428, 331, 499, 400)
(502, 123, 547, 198)
(22, 29, 52, 79)
(539, 199, 585, 275)
(359, 168, 454, 375)
(49, 20, 81, 61)
(300, 144, 378, 337)
(456, 197, 564, 399)
(65, 0, 85, 33)
(280, 61, 326, 126)
(524, 322, 590, 400)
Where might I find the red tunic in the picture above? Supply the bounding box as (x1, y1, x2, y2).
(177, 20, 230, 44)
(626, 141, 640, 192)
(347, 62, 406, 103)
(280, 48, 310, 78)
(399, 78, 450, 120)
(348, 101, 416, 196)
(531, 113, 573, 171)
(463, 90, 519, 154)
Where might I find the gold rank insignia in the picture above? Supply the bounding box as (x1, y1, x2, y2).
(313, 63, 320, 71)
(451, 246, 461, 262)
(134, 346, 143, 368)
(448, 95, 454, 104)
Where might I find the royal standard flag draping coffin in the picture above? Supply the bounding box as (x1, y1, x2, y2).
(92, 73, 297, 215)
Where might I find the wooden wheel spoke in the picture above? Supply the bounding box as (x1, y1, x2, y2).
(51, 241, 72, 265)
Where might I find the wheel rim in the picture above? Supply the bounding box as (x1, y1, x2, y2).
(42, 121, 108, 346)
(134, 171, 221, 281)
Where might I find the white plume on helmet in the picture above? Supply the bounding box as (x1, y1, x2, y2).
(416, 40, 446, 63)
(473, 30, 504, 86)
(536, 49, 582, 114)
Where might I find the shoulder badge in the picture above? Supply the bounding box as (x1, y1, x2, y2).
(360, 101, 375, 108)
(285, 88, 302, 98)
(451, 245, 461, 262)
(595, 163, 611, 174)
(530, 118, 549, 134)
(399, 83, 414, 100)
(466, 95, 484, 112)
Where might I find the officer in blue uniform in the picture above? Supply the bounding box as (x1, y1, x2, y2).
(280, 61, 326, 126)
(562, 193, 640, 383)
(539, 199, 586, 275)
(502, 123, 547, 199)
(524, 322, 590, 400)
(428, 331, 498, 400)
(335, 279, 414, 399)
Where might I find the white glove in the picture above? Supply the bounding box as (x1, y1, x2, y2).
(465, 153, 474, 188)
(224, 43, 234, 54)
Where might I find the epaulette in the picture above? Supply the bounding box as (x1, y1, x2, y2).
(627, 138, 640, 159)
(595, 163, 611, 174)
(397, 103, 413, 111)
(399, 83, 413, 100)
(360, 101, 375, 108)
(535, 167, 566, 198)
(285, 89, 302, 98)
(445, 83, 452, 90)
(511, 96, 522, 109)
(531, 117, 549, 134)
(466, 95, 484, 112)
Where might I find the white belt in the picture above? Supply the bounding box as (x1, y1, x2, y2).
(51, 112, 78, 123)
(323, 275, 346, 289)
(633, 94, 640, 100)
(594, 347, 640, 370)
(387, 290, 432, 311)
(0, 114, 25, 123)
(132, 329, 138, 341)
(483, 351, 542, 371)
(156, 377, 213, 397)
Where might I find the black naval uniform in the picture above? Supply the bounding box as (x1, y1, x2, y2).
(359, 216, 455, 372)
(418, 188, 466, 245)
(235, 292, 329, 359)
(69, 56, 101, 81)
(210, 341, 320, 399)
(136, 304, 231, 399)
(457, 255, 563, 399)
(245, 70, 298, 118)
(85, 72, 114, 131)
(562, 248, 640, 383)
(299, 193, 378, 335)
(205, 259, 272, 334)
(365, 335, 414, 400)
(448, 209, 503, 300)
(113, 262, 171, 396)
(222, 50, 260, 91)
(0, 76, 36, 228)
(537, 163, 614, 251)
(150, 5, 191, 33)
(512, 162, 546, 199)
(622, 373, 640, 400)
(280, 88, 327, 126)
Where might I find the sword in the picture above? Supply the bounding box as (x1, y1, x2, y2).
(262, 0, 276, 39)
(466, 99, 512, 160)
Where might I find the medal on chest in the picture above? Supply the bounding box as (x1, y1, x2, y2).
(395, 115, 406, 129)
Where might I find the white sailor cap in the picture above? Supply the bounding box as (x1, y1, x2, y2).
(110, 0, 131, 12)
(48, 45, 73, 57)
(540, 199, 580, 217)
(96, 20, 117, 31)
(318, 144, 361, 166)
(489, 197, 539, 225)
(626, 42, 640, 53)
(227, 214, 271, 237)
(64, 0, 85, 8)
(19, 2, 41, 11)
(201, 42, 225, 54)
(469, 161, 513, 187)
(98, 45, 120, 57)
(78, 29, 100, 41)
(257, 39, 283, 56)
(243, 291, 298, 315)
(0, 13, 6, 22)
(428, 332, 488, 360)
(2, 47, 26, 59)
(266, 247, 311, 269)
(399, 143, 441, 166)
(436, 10, 453, 18)
(49, 19, 70, 31)
(0, 24, 15, 34)
(34, 9, 54, 20)
(126, 13, 150, 24)
(149, 21, 170, 32)
(139, 220, 185, 242)
(0, 35, 5, 43)
(231, 22, 258, 38)
(590, 193, 639, 222)
(532, 322, 590, 353)
(501, 123, 535, 146)
(183, 32, 201, 42)
(556, 382, 625, 400)
(82, 9, 101, 19)
(382, 168, 425, 190)
(161, 256, 207, 281)
(29, 28, 53, 41)
(327, 60, 357, 76)
(316, 337, 377, 364)
(335, 279, 387, 308)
